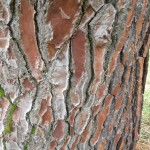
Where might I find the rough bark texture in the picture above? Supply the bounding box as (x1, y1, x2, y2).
(0, 0, 150, 150)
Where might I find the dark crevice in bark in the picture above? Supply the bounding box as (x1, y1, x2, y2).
(103, 11, 119, 80)
(121, 65, 128, 84)
(10, 35, 31, 74)
(113, 108, 126, 144)
(116, 129, 124, 150)
(108, 88, 128, 147)
(116, 119, 128, 149)
(88, 116, 97, 148)
(24, 81, 44, 148)
(96, 96, 115, 148)
(72, 0, 87, 34)
(32, 0, 48, 70)
(125, 68, 135, 149)
(17, 77, 21, 94)
(139, 26, 150, 93)
(43, 85, 56, 149)
(49, 86, 55, 123)
(83, 4, 105, 106)
(120, 46, 124, 65)
(101, 92, 109, 107)
(8, 0, 33, 77)
(65, 40, 72, 118)
(142, 50, 149, 92)
(26, 85, 38, 126)
(130, 60, 138, 150)
(107, 68, 118, 95)
(50, 85, 56, 122)
(84, 24, 95, 105)
(105, 0, 117, 8)
(139, 26, 150, 57)
(107, 58, 123, 97)
(125, 127, 131, 150)
(107, 140, 113, 150)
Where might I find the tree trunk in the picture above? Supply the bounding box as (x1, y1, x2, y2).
(0, 0, 149, 150)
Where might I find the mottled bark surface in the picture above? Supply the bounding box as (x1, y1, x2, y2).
(0, 0, 150, 150)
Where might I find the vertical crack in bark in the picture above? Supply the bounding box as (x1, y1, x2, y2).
(65, 40, 73, 118)
(139, 26, 150, 92)
(48, 0, 86, 66)
(71, 0, 87, 33)
(8, 0, 32, 76)
(83, 5, 105, 106)
(85, 23, 95, 106)
(104, 0, 117, 7)
(32, 0, 48, 70)
(94, 95, 115, 148)
(142, 50, 149, 92)
(130, 59, 138, 149)
(115, 124, 126, 150)
(26, 84, 38, 126)
(24, 81, 41, 148)
(42, 82, 56, 149)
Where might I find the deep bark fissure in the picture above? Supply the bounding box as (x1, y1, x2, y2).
(32, 0, 48, 70)
(130, 62, 139, 149)
(83, 4, 105, 106)
(8, 0, 32, 76)
(140, 26, 150, 92)
(66, 40, 73, 117)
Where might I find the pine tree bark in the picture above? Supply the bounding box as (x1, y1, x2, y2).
(0, 0, 150, 150)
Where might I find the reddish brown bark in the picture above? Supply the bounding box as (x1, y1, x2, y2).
(0, 0, 149, 150)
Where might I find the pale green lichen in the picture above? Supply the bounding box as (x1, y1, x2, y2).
(3, 103, 17, 135)
(0, 87, 16, 135)
(0, 85, 5, 97)
(31, 126, 36, 135)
